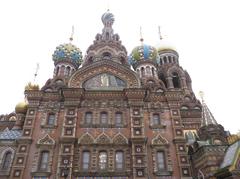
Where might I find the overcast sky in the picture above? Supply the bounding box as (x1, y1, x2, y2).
(0, 0, 239, 134)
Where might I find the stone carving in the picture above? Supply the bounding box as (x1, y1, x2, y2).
(152, 134, 169, 146)
(113, 133, 128, 145)
(78, 133, 94, 145)
(37, 134, 55, 145)
(96, 133, 111, 144)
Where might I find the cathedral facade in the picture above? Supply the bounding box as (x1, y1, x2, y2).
(0, 11, 239, 179)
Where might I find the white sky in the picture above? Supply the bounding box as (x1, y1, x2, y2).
(0, 0, 239, 134)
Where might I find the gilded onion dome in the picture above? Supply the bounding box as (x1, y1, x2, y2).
(52, 43, 83, 68)
(15, 101, 28, 114)
(156, 39, 176, 52)
(129, 44, 157, 68)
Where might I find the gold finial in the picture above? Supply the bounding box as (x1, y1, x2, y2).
(69, 25, 74, 42)
(199, 91, 205, 102)
(33, 63, 39, 83)
(140, 26, 144, 44)
(158, 26, 163, 40)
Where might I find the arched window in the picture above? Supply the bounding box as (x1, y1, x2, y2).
(152, 67, 155, 77)
(102, 52, 111, 59)
(82, 151, 90, 170)
(39, 151, 49, 171)
(163, 56, 167, 63)
(159, 73, 167, 88)
(156, 151, 166, 170)
(146, 66, 150, 76)
(56, 66, 59, 76)
(99, 151, 107, 170)
(66, 66, 71, 76)
(85, 112, 92, 125)
(152, 114, 160, 125)
(47, 113, 55, 125)
(141, 67, 145, 77)
(60, 65, 65, 76)
(115, 112, 123, 127)
(100, 112, 108, 125)
(172, 72, 181, 88)
(115, 151, 124, 170)
(1, 151, 12, 170)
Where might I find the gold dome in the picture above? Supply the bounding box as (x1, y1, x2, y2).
(25, 82, 39, 91)
(15, 101, 28, 114)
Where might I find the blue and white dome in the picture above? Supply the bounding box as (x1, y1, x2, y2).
(52, 43, 83, 68)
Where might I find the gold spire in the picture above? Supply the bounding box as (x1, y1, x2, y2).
(33, 63, 39, 83)
(140, 26, 144, 44)
(158, 26, 163, 40)
(69, 25, 74, 42)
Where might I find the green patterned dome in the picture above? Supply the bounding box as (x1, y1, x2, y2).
(52, 43, 83, 68)
(129, 44, 157, 68)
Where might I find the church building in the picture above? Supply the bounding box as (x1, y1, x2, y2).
(0, 11, 239, 179)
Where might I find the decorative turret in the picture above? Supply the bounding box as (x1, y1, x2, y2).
(52, 27, 83, 77)
(156, 27, 179, 65)
(198, 91, 228, 145)
(129, 27, 158, 79)
(83, 10, 129, 67)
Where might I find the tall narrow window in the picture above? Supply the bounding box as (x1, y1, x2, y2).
(100, 112, 108, 125)
(115, 112, 123, 127)
(66, 66, 71, 76)
(39, 151, 49, 171)
(99, 151, 107, 170)
(159, 73, 167, 88)
(172, 72, 181, 88)
(152, 67, 155, 77)
(2, 151, 12, 170)
(157, 151, 165, 170)
(141, 67, 145, 77)
(146, 66, 150, 76)
(115, 151, 124, 170)
(152, 114, 160, 125)
(85, 112, 92, 125)
(82, 151, 90, 170)
(47, 114, 55, 125)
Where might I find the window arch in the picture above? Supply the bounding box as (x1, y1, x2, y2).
(156, 151, 166, 170)
(159, 73, 167, 88)
(99, 151, 107, 170)
(152, 67, 155, 77)
(141, 67, 145, 77)
(146, 66, 151, 76)
(100, 112, 108, 125)
(82, 151, 90, 170)
(39, 151, 49, 171)
(172, 72, 181, 88)
(85, 112, 93, 125)
(115, 112, 123, 127)
(152, 114, 160, 125)
(56, 66, 60, 76)
(115, 151, 124, 170)
(1, 151, 12, 170)
(47, 113, 55, 125)
(66, 66, 71, 76)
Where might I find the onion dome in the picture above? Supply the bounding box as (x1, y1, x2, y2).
(129, 44, 157, 68)
(15, 101, 28, 114)
(52, 43, 83, 68)
(25, 82, 39, 91)
(156, 38, 176, 52)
